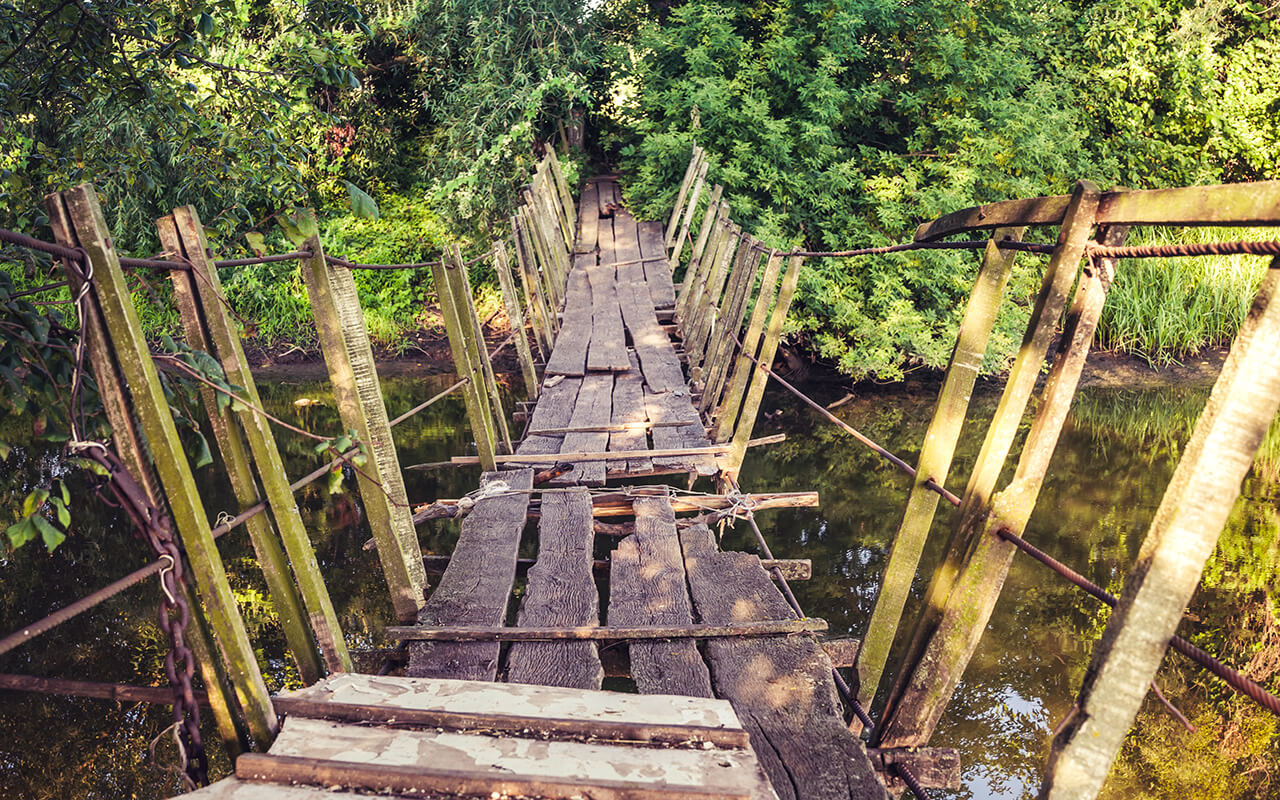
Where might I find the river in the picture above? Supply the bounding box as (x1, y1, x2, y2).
(0, 372, 1276, 799)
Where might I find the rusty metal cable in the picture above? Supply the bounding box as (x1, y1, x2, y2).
(0, 227, 85, 262)
(5, 280, 69, 299)
(325, 254, 442, 270)
(118, 256, 190, 272)
(995, 527, 1280, 718)
(749, 239, 1056, 259)
(1086, 240, 1280, 260)
(896, 763, 931, 800)
(213, 251, 311, 268)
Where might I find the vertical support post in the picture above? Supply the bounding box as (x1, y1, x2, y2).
(515, 211, 561, 333)
(494, 240, 540, 399)
(723, 254, 804, 480)
(676, 200, 727, 324)
(546, 148, 577, 236)
(852, 227, 1023, 721)
(700, 242, 762, 412)
(535, 161, 573, 251)
(163, 207, 352, 675)
(453, 246, 513, 453)
(160, 215, 327, 686)
(511, 217, 553, 354)
(430, 250, 498, 471)
(713, 250, 784, 442)
(681, 185, 724, 286)
(1042, 261, 1280, 800)
(875, 181, 1103, 747)
(666, 145, 703, 248)
(688, 230, 746, 375)
(299, 222, 427, 624)
(670, 159, 709, 265)
(521, 201, 566, 310)
(46, 184, 278, 743)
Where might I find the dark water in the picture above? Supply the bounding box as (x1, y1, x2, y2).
(1, 373, 1276, 799)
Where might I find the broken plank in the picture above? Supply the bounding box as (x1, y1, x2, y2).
(681, 524, 888, 800)
(639, 220, 677, 308)
(554, 372, 614, 485)
(646, 387, 718, 475)
(609, 496, 714, 697)
(517, 376, 582, 462)
(578, 181, 600, 253)
(609, 351, 652, 473)
(586, 259, 631, 371)
(615, 212, 687, 392)
(407, 469, 533, 681)
(543, 262, 592, 376)
(507, 488, 603, 689)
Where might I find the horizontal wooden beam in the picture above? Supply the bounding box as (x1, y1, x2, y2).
(528, 420, 699, 436)
(385, 618, 827, 642)
(915, 180, 1280, 241)
(451, 445, 730, 465)
(272, 697, 751, 749)
(865, 747, 962, 791)
(422, 554, 813, 581)
(237, 753, 749, 800)
(0, 673, 209, 707)
(413, 490, 820, 523)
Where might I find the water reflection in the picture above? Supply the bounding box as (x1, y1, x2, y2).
(1, 375, 1276, 798)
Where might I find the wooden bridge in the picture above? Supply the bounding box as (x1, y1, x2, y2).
(5, 145, 1280, 800)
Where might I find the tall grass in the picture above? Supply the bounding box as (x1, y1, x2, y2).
(1097, 226, 1273, 366)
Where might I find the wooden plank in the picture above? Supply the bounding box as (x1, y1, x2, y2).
(579, 181, 600, 252)
(425, 555, 812, 582)
(512, 214, 555, 351)
(507, 489, 603, 689)
(182, 778, 352, 798)
(678, 206, 730, 328)
(866, 748, 962, 792)
(454, 444, 728, 466)
(666, 146, 703, 246)
(688, 234, 748, 373)
(424, 490, 818, 519)
(647, 388, 718, 475)
(671, 163, 708, 265)
(586, 259, 631, 371)
(533, 420, 692, 435)
(544, 262, 593, 376)
(407, 469, 533, 681)
(609, 497, 715, 697)
(556, 372, 614, 485)
(615, 212, 688, 393)
(516, 376, 581, 463)
(1042, 263, 1280, 800)
(430, 253, 498, 470)
(245, 715, 766, 799)
(854, 227, 1022, 716)
(609, 352, 653, 473)
(452, 248, 513, 453)
(678, 191, 725, 312)
(275, 673, 747, 746)
(680, 524, 888, 800)
(389, 619, 825, 642)
(914, 194, 1072, 242)
(639, 220, 677, 308)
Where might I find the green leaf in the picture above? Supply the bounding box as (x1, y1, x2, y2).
(277, 216, 306, 247)
(0, 441, 9, 461)
(314, 438, 333, 454)
(6, 518, 36, 548)
(245, 232, 266, 256)
(327, 467, 345, 495)
(192, 433, 213, 468)
(197, 12, 214, 37)
(32, 515, 65, 552)
(22, 488, 48, 517)
(51, 497, 70, 528)
(343, 181, 379, 219)
(294, 212, 319, 239)
(70, 457, 111, 477)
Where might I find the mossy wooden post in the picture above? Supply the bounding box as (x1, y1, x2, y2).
(47, 195, 247, 752)
(520, 202, 564, 311)
(852, 227, 1023, 724)
(700, 242, 762, 411)
(688, 229, 746, 375)
(510, 217, 553, 355)
(546, 148, 577, 236)
(713, 250, 783, 442)
(159, 216, 326, 686)
(676, 200, 727, 324)
(162, 207, 352, 676)
(680, 185, 723, 288)
(452, 246, 513, 453)
(670, 159, 709, 265)
(722, 254, 803, 480)
(666, 145, 703, 248)
(514, 211, 560, 337)
(494, 240, 540, 399)
(1043, 262, 1280, 800)
(46, 184, 278, 743)
(430, 251, 497, 471)
(299, 222, 427, 624)
(535, 161, 572, 251)
(875, 182, 1102, 748)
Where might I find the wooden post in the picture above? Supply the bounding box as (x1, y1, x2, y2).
(723, 255, 804, 480)
(545, 148, 577, 236)
(875, 182, 1102, 748)
(666, 146, 703, 248)
(699, 243, 762, 412)
(452, 246, 513, 453)
(514, 211, 560, 337)
(852, 227, 1023, 721)
(688, 230, 746, 374)
(676, 200, 727, 325)
(430, 250, 498, 471)
(681, 185, 724, 286)
(494, 240, 540, 399)
(670, 159, 708, 265)
(511, 218, 553, 354)
(46, 184, 278, 743)
(299, 220, 427, 624)
(712, 250, 783, 443)
(163, 206, 352, 676)
(521, 202, 565, 311)
(1042, 261, 1280, 800)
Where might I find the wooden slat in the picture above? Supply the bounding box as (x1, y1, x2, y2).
(507, 489, 603, 689)
(680, 524, 887, 800)
(424, 555, 813, 582)
(615, 212, 687, 393)
(517, 376, 582, 464)
(647, 388, 718, 475)
(275, 673, 747, 745)
(243, 718, 764, 800)
(389, 619, 826, 642)
(609, 352, 653, 473)
(453, 444, 727, 466)
(579, 182, 601, 253)
(639, 220, 677, 308)
(586, 259, 631, 371)
(407, 469, 533, 681)
(544, 262, 592, 376)
(608, 497, 714, 697)
(555, 372, 614, 485)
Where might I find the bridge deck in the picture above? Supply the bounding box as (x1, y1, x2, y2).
(198, 177, 888, 799)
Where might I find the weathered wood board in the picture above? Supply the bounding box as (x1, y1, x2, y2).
(517, 376, 582, 464)
(616, 214, 687, 393)
(639, 219, 677, 309)
(681, 524, 888, 800)
(579, 181, 600, 253)
(543, 262, 592, 376)
(407, 469, 533, 681)
(608, 497, 715, 697)
(554, 372, 614, 485)
(608, 352, 653, 472)
(587, 259, 630, 372)
(646, 388, 718, 475)
(507, 488, 603, 689)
